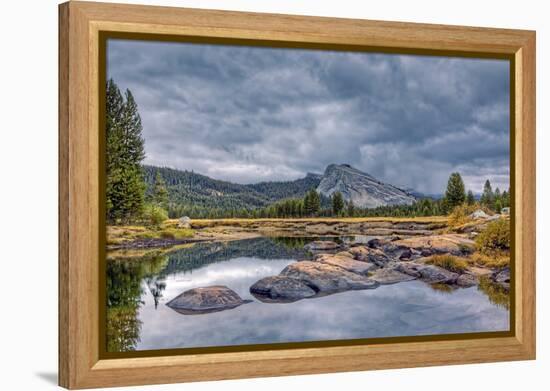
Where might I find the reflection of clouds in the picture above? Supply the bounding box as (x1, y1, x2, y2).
(136, 257, 509, 351)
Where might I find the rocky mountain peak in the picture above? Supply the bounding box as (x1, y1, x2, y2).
(317, 164, 416, 208)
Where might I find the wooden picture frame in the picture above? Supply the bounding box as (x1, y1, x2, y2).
(59, 1, 536, 389)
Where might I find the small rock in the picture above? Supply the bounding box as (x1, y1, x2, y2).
(166, 285, 251, 314)
(366, 237, 389, 249)
(304, 240, 341, 251)
(250, 276, 316, 303)
(399, 248, 413, 260)
(456, 273, 479, 287)
(493, 268, 510, 284)
(178, 216, 191, 228)
(469, 209, 490, 219)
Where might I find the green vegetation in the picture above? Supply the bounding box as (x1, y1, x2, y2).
(331, 192, 344, 215)
(448, 203, 481, 227)
(425, 254, 469, 273)
(152, 171, 169, 209)
(475, 218, 510, 254)
(480, 180, 510, 212)
(142, 204, 168, 226)
(106, 79, 146, 224)
(304, 189, 321, 215)
(159, 228, 194, 240)
(142, 165, 323, 218)
(444, 172, 466, 210)
(466, 190, 475, 205)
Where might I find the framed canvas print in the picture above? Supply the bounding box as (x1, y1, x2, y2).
(59, 1, 536, 389)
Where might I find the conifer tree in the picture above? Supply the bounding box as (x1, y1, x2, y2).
(332, 192, 345, 215)
(480, 180, 494, 209)
(105, 79, 146, 223)
(153, 171, 169, 209)
(444, 172, 466, 211)
(466, 190, 475, 205)
(347, 199, 355, 217)
(304, 189, 320, 216)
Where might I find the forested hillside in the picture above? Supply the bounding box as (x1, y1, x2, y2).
(142, 165, 322, 218)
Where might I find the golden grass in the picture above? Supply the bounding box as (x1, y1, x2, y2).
(176, 216, 448, 229)
(159, 228, 194, 240)
(107, 222, 194, 244)
(425, 254, 470, 273)
(469, 251, 510, 269)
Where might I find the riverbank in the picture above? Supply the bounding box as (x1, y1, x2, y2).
(107, 216, 449, 251)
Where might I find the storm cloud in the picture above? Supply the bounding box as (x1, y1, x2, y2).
(107, 39, 510, 194)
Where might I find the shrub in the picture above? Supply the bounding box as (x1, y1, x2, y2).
(142, 204, 168, 226)
(425, 254, 469, 273)
(447, 203, 477, 227)
(159, 228, 193, 240)
(475, 218, 510, 254)
(469, 251, 509, 269)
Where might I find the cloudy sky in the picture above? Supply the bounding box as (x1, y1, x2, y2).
(107, 39, 510, 194)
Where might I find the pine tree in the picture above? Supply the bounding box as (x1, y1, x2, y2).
(310, 190, 320, 215)
(494, 198, 503, 213)
(480, 180, 494, 209)
(444, 172, 466, 211)
(501, 189, 510, 208)
(347, 199, 355, 217)
(153, 171, 169, 209)
(332, 192, 345, 215)
(304, 189, 320, 216)
(466, 190, 475, 205)
(105, 79, 146, 223)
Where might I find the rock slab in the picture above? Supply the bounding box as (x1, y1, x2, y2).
(315, 254, 378, 275)
(167, 285, 250, 314)
(305, 240, 342, 251)
(250, 276, 316, 302)
(281, 261, 379, 294)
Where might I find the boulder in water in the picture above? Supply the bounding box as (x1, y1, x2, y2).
(250, 276, 316, 303)
(280, 261, 379, 294)
(166, 285, 251, 314)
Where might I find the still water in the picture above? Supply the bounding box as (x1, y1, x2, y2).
(106, 237, 509, 352)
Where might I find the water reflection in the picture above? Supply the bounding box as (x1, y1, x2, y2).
(105, 236, 509, 352)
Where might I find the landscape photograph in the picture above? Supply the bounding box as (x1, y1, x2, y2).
(104, 39, 512, 353)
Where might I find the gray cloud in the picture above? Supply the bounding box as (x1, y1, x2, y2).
(107, 39, 510, 194)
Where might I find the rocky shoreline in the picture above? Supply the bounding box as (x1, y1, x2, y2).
(165, 232, 510, 314)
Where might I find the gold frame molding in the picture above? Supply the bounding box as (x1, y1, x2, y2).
(59, 1, 536, 389)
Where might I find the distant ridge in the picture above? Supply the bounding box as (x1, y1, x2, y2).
(143, 163, 417, 212)
(142, 165, 322, 211)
